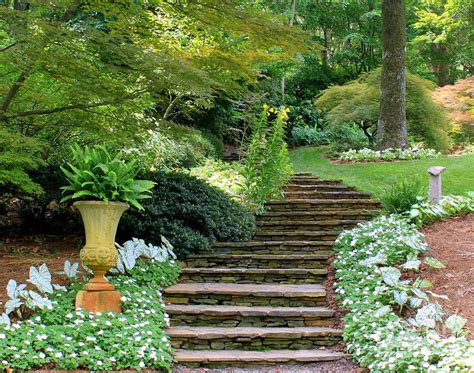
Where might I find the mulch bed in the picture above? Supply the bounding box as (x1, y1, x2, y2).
(421, 213, 474, 339)
(0, 234, 81, 305)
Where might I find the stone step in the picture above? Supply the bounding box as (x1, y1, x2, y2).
(167, 326, 343, 350)
(256, 219, 364, 232)
(284, 191, 372, 200)
(179, 267, 327, 284)
(265, 199, 381, 212)
(294, 172, 314, 176)
(164, 283, 327, 307)
(183, 253, 329, 269)
(213, 240, 334, 254)
(258, 210, 379, 222)
(253, 230, 340, 242)
(288, 179, 343, 186)
(173, 349, 348, 367)
(285, 184, 356, 192)
(166, 305, 335, 327)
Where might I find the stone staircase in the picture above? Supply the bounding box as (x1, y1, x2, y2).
(164, 173, 380, 368)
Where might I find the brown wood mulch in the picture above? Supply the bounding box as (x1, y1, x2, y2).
(421, 213, 474, 339)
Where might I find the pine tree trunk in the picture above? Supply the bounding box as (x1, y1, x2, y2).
(376, 0, 407, 150)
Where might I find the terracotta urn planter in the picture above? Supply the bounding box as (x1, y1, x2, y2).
(74, 201, 129, 313)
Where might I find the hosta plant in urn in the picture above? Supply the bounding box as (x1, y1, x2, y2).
(61, 145, 154, 313)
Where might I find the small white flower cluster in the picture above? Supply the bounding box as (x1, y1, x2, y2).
(334, 215, 474, 371)
(338, 147, 441, 162)
(0, 238, 179, 371)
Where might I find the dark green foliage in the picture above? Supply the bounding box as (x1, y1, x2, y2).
(380, 178, 425, 214)
(316, 69, 452, 152)
(291, 127, 331, 146)
(119, 172, 256, 258)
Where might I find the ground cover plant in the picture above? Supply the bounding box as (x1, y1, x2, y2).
(0, 237, 179, 371)
(333, 205, 474, 371)
(290, 146, 474, 198)
(338, 147, 441, 163)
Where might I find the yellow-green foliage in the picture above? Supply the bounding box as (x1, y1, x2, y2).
(316, 68, 452, 152)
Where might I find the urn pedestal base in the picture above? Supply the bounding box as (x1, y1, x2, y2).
(76, 289, 121, 314)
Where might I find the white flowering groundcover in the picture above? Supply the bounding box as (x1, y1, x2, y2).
(334, 198, 474, 372)
(0, 238, 180, 371)
(338, 147, 441, 162)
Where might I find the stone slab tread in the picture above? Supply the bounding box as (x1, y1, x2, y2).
(167, 326, 343, 339)
(266, 198, 380, 205)
(180, 268, 328, 275)
(173, 349, 348, 363)
(165, 304, 335, 317)
(185, 253, 330, 260)
(164, 283, 326, 298)
(213, 240, 334, 248)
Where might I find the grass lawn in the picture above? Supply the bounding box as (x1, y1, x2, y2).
(290, 146, 474, 198)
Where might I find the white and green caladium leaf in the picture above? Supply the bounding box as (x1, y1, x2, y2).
(380, 267, 401, 286)
(414, 303, 444, 328)
(161, 235, 177, 259)
(63, 261, 79, 280)
(412, 287, 429, 300)
(0, 313, 10, 326)
(6, 279, 27, 299)
(393, 290, 408, 305)
(402, 255, 421, 270)
(413, 277, 432, 289)
(424, 256, 446, 269)
(5, 298, 23, 315)
(445, 314, 467, 334)
(409, 296, 423, 309)
(28, 291, 52, 310)
(53, 284, 67, 292)
(28, 264, 53, 294)
(360, 253, 388, 266)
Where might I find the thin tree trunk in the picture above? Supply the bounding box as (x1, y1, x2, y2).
(376, 0, 407, 150)
(430, 44, 450, 86)
(280, 0, 296, 105)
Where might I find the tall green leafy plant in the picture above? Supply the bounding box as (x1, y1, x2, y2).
(60, 145, 154, 210)
(241, 106, 293, 212)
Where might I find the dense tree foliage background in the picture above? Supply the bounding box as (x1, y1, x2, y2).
(0, 0, 472, 197)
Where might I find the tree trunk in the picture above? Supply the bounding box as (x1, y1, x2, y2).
(430, 43, 450, 86)
(376, 0, 407, 150)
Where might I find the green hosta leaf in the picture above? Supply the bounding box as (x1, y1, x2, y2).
(424, 256, 446, 269)
(380, 267, 401, 286)
(445, 314, 467, 334)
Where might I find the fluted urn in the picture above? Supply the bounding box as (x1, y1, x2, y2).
(74, 201, 129, 313)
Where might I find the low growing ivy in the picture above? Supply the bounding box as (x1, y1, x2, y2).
(0, 238, 180, 371)
(334, 215, 474, 372)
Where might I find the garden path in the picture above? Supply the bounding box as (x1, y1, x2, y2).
(164, 173, 380, 368)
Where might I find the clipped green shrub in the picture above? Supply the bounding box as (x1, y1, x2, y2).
(120, 172, 256, 257)
(380, 178, 425, 214)
(316, 68, 452, 152)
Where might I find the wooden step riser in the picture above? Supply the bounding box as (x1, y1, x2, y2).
(256, 223, 359, 232)
(184, 258, 328, 269)
(179, 272, 327, 284)
(170, 335, 341, 351)
(253, 233, 338, 241)
(169, 315, 334, 328)
(164, 295, 327, 307)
